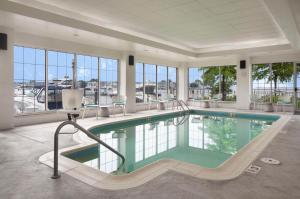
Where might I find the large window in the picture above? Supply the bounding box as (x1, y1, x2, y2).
(14, 45, 119, 114)
(168, 67, 177, 99)
(252, 62, 294, 103)
(77, 55, 99, 104)
(136, 63, 177, 103)
(99, 58, 119, 105)
(188, 65, 236, 101)
(145, 64, 157, 102)
(135, 63, 144, 103)
(157, 66, 167, 100)
(48, 51, 74, 110)
(14, 46, 46, 113)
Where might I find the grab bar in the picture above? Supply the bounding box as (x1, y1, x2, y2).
(179, 100, 190, 112)
(51, 118, 125, 179)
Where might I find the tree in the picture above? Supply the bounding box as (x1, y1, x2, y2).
(202, 65, 236, 100)
(252, 62, 294, 91)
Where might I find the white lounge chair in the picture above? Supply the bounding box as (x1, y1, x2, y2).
(81, 97, 99, 119)
(276, 93, 292, 112)
(112, 95, 127, 115)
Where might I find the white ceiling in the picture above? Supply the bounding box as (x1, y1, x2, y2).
(12, 0, 286, 50)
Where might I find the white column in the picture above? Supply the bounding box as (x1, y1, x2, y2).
(177, 63, 188, 101)
(119, 52, 136, 113)
(236, 57, 251, 109)
(0, 26, 14, 129)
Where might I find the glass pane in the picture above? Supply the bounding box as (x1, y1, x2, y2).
(136, 63, 144, 103)
(145, 64, 156, 102)
(99, 58, 118, 105)
(14, 46, 46, 113)
(157, 66, 167, 100)
(47, 51, 74, 110)
(77, 55, 98, 104)
(220, 65, 236, 101)
(168, 67, 177, 99)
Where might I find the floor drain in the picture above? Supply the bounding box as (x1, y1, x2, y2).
(245, 164, 261, 174)
(260, 157, 281, 165)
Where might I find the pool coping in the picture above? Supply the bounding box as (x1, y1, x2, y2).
(39, 108, 291, 190)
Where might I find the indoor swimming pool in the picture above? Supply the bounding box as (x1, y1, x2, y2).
(64, 110, 279, 175)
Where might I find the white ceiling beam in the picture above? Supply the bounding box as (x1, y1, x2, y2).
(262, 0, 300, 49)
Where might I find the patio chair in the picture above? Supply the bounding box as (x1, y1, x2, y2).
(276, 93, 292, 112)
(148, 96, 159, 110)
(81, 97, 99, 119)
(112, 95, 127, 115)
(210, 94, 222, 108)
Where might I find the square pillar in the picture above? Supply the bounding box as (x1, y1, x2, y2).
(0, 27, 14, 129)
(119, 53, 136, 113)
(177, 63, 188, 101)
(236, 57, 251, 109)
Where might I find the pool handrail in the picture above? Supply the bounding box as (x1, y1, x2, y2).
(179, 100, 190, 111)
(51, 117, 125, 179)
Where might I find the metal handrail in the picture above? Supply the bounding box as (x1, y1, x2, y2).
(179, 100, 190, 112)
(52, 119, 125, 179)
(171, 100, 190, 126)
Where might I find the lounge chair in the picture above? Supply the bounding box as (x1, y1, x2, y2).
(112, 95, 127, 115)
(81, 97, 99, 119)
(276, 92, 293, 112)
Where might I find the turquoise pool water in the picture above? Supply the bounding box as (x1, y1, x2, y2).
(64, 110, 279, 174)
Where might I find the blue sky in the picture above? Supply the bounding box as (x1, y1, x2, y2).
(14, 46, 118, 83)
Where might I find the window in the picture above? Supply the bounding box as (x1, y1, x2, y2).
(188, 67, 205, 100)
(14, 46, 46, 114)
(220, 65, 236, 101)
(48, 51, 74, 110)
(168, 67, 177, 99)
(99, 58, 119, 105)
(77, 55, 99, 104)
(144, 64, 157, 102)
(136, 63, 177, 103)
(252, 62, 293, 103)
(188, 65, 236, 101)
(135, 63, 144, 103)
(157, 66, 167, 100)
(14, 45, 120, 115)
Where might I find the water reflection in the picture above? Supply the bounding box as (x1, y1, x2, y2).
(68, 114, 271, 174)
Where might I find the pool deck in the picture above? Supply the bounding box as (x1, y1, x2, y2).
(1, 108, 300, 198)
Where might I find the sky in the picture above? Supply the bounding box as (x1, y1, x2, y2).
(14, 46, 176, 85)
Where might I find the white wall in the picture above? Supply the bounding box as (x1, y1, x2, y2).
(0, 27, 14, 130)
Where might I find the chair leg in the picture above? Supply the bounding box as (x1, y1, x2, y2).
(82, 107, 86, 119)
(96, 107, 99, 120)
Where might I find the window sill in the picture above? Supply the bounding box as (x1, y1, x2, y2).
(14, 110, 62, 117)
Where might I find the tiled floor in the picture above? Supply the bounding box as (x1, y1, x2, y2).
(1, 110, 300, 199)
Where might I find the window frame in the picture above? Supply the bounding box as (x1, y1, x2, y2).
(136, 62, 178, 104)
(14, 45, 120, 115)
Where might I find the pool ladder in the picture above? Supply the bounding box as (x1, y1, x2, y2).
(51, 114, 125, 179)
(172, 100, 190, 126)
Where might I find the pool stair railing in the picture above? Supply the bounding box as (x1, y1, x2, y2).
(51, 114, 125, 179)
